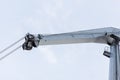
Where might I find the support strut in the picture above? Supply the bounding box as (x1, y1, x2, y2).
(108, 34, 120, 80)
(109, 43, 120, 80)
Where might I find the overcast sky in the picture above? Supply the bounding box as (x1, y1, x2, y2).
(0, 0, 120, 80)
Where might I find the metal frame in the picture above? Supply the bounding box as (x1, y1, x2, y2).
(109, 42, 120, 80)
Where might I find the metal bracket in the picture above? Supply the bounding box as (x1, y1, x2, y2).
(103, 34, 120, 58)
(22, 33, 42, 50)
(105, 33, 120, 46)
(103, 46, 111, 58)
(103, 51, 111, 58)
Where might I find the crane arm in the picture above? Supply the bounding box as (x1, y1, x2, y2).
(22, 27, 120, 50)
(39, 32, 106, 45)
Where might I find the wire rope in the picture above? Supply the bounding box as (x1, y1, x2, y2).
(0, 45, 22, 61)
(0, 37, 24, 54)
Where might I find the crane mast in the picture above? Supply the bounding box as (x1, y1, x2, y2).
(21, 27, 120, 80)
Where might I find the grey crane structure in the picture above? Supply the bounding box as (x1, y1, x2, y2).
(21, 27, 120, 80)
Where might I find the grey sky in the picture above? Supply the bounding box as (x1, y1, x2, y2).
(0, 0, 120, 80)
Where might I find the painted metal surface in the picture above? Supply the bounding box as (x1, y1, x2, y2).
(39, 27, 120, 45)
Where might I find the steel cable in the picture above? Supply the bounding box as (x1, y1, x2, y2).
(0, 37, 24, 54)
(0, 45, 22, 61)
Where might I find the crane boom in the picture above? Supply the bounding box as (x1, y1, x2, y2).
(39, 27, 120, 45)
(22, 27, 120, 50)
(39, 32, 106, 45)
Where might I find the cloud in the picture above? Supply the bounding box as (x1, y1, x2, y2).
(39, 46, 57, 64)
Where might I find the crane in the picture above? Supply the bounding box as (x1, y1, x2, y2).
(1, 27, 120, 80)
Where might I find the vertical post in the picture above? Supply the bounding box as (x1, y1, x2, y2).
(109, 43, 120, 80)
